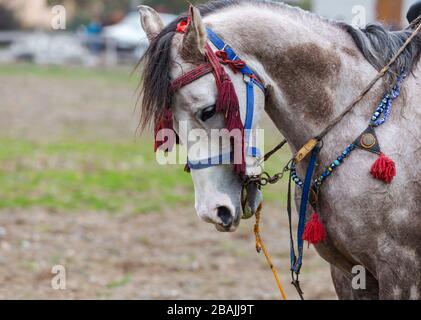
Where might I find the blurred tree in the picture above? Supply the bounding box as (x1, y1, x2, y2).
(48, 0, 133, 28)
(46, 0, 313, 29)
(0, 4, 20, 30)
(143, 0, 213, 13)
(143, 0, 311, 14)
(297, 0, 311, 11)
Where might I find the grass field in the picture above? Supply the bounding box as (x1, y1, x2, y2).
(0, 64, 191, 214)
(0, 63, 335, 299)
(0, 63, 136, 84)
(0, 139, 194, 213)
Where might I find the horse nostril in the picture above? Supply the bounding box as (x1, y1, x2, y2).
(217, 206, 233, 227)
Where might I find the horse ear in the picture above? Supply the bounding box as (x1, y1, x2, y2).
(182, 6, 208, 60)
(138, 5, 165, 42)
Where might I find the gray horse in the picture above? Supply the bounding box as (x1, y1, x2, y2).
(138, 0, 421, 299)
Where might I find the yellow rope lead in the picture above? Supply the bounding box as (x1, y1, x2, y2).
(254, 203, 288, 300)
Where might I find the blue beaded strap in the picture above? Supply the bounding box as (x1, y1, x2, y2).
(291, 143, 356, 189)
(291, 72, 406, 189)
(370, 73, 407, 127)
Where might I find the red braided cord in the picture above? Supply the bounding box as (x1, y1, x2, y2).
(170, 63, 214, 93)
(215, 51, 246, 73)
(169, 44, 229, 94)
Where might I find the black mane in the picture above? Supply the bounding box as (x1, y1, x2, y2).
(340, 22, 421, 85)
(139, 0, 242, 129)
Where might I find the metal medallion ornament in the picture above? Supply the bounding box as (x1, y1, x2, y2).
(353, 126, 381, 155)
(360, 133, 376, 149)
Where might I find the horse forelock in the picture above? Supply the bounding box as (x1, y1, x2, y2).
(138, 0, 245, 130)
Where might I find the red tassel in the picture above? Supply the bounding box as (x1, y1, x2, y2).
(176, 17, 191, 33)
(303, 212, 326, 246)
(370, 153, 396, 184)
(216, 76, 237, 119)
(233, 153, 246, 175)
(154, 108, 175, 152)
(216, 76, 245, 175)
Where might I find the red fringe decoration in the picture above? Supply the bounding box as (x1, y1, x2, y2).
(216, 75, 245, 174)
(303, 212, 326, 246)
(154, 108, 175, 152)
(370, 153, 396, 184)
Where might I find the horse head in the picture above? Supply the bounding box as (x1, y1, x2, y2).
(139, 5, 265, 232)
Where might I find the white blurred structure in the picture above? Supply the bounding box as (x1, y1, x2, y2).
(313, 0, 419, 27)
(103, 12, 177, 52)
(0, 10, 178, 67)
(8, 33, 92, 65)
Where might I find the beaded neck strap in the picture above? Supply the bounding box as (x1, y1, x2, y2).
(291, 72, 407, 190)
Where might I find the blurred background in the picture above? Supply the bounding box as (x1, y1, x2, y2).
(0, 0, 417, 299)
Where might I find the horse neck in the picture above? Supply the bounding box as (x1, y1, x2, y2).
(205, 4, 377, 151)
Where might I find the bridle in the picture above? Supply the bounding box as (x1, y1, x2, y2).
(154, 19, 266, 176)
(186, 28, 265, 173)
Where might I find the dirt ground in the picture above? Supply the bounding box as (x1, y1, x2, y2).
(0, 66, 337, 300)
(0, 206, 337, 300)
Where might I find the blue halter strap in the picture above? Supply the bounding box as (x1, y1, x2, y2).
(187, 28, 265, 171)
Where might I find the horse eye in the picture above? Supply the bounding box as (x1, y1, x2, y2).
(200, 105, 216, 122)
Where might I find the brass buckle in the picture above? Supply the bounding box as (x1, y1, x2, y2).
(294, 138, 319, 163)
(243, 74, 252, 84)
